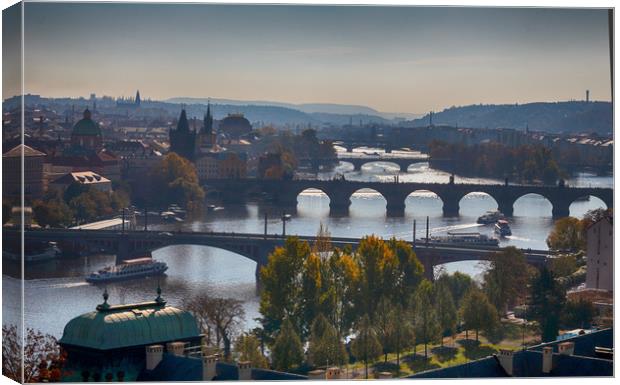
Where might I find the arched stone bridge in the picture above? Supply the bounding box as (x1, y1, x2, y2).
(17, 229, 550, 282)
(298, 155, 429, 172)
(203, 179, 613, 217)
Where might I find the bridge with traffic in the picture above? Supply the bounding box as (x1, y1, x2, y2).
(13, 228, 551, 281)
(203, 178, 613, 218)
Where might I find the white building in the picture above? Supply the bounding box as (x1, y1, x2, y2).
(50, 171, 112, 193)
(585, 216, 613, 292)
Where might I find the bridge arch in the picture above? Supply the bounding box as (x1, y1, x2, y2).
(296, 188, 331, 217)
(458, 191, 499, 217)
(359, 161, 403, 173)
(569, 195, 608, 218)
(150, 243, 261, 282)
(405, 189, 444, 217)
(513, 193, 553, 217)
(349, 188, 387, 216)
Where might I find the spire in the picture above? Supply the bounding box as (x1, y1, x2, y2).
(155, 282, 166, 305)
(177, 109, 190, 132)
(135, 90, 141, 106)
(203, 101, 213, 135)
(83, 108, 91, 120)
(96, 288, 110, 311)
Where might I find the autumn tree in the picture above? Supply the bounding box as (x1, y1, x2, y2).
(148, 152, 205, 209)
(350, 315, 382, 379)
(235, 334, 269, 368)
(259, 237, 309, 339)
(32, 198, 73, 228)
(546, 217, 585, 251)
(529, 267, 566, 342)
(388, 238, 424, 308)
(2, 325, 66, 383)
(271, 318, 304, 372)
(435, 271, 476, 308)
(324, 248, 360, 338)
(460, 288, 499, 342)
(483, 247, 531, 315)
(307, 314, 347, 368)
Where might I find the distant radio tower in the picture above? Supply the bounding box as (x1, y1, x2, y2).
(586, 90, 590, 103)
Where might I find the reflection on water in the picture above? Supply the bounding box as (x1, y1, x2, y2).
(5, 150, 611, 338)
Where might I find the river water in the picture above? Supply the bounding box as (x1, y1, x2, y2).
(2, 147, 612, 339)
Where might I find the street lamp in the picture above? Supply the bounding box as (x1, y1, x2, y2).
(281, 211, 292, 236)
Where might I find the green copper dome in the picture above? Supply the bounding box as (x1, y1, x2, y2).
(72, 108, 101, 137)
(59, 300, 200, 351)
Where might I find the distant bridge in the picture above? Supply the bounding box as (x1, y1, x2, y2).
(203, 178, 613, 217)
(14, 228, 550, 281)
(299, 155, 429, 172)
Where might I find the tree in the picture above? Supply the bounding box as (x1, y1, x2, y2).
(350, 315, 382, 379)
(529, 267, 566, 342)
(483, 247, 531, 315)
(259, 237, 309, 339)
(388, 238, 424, 308)
(33, 199, 73, 228)
(434, 280, 457, 346)
(69, 193, 98, 224)
(235, 334, 269, 368)
(325, 249, 360, 338)
(2, 325, 66, 383)
(148, 152, 204, 209)
(413, 280, 441, 358)
(546, 217, 584, 251)
(383, 304, 413, 371)
(182, 293, 245, 360)
(307, 314, 347, 368)
(354, 236, 398, 319)
(549, 254, 579, 278)
(271, 318, 304, 372)
(460, 288, 499, 342)
(562, 299, 596, 329)
(435, 271, 475, 308)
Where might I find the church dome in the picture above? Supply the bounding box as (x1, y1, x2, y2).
(220, 113, 252, 139)
(72, 108, 101, 137)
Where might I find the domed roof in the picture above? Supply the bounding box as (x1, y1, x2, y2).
(59, 296, 200, 351)
(72, 108, 101, 137)
(220, 113, 252, 138)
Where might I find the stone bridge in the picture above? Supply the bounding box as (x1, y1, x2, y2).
(15, 229, 550, 282)
(298, 155, 429, 172)
(203, 179, 613, 217)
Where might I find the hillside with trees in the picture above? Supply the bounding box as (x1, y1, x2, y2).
(408, 101, 612, 135)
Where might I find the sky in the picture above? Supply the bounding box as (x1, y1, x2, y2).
(4, 3, 613, 113)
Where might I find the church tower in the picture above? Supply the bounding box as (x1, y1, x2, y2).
(169, 109, 197, 161)
(135, 90, 141, 106)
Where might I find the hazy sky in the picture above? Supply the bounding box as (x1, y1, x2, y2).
(9, 3, 613, 112)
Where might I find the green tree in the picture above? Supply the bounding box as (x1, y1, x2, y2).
(235, 334, 268, 369)
(529, 267, 566, 342)
(483, 247, 531, 315)
(562, 299, 596, 329)
(259, 237, 309, 339)
(325, 249, 360, 338)
(460, 288, 499, 342)
(270, 318, 304, 372)
(32, 199, 73, 228)
(549, 254, 579, 278)
(388, 238, 424, 308)
(69, 194, 98, 224)
(307, 314, 347, 368)
(435, 271, 475, 308)
(413, 280, 441, 358)
(434, 280, 457, 346)
(546, 217, 584, 251)
(350, 315, 382, 379)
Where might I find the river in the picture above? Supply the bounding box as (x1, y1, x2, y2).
(2, 147, 612, 338)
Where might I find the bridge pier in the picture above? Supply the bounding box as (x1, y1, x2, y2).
(386, 202, 406, 217)
(551, 202, 571, 218)
(442, 200, 460, 217)
(399, 163, 409, 173)
(353, 162, 363, 171)
(497, 201, 514, 217)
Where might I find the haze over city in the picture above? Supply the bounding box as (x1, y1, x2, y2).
(5, 3, 612, 113)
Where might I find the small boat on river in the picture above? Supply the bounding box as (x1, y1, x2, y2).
(86, 257, 168, 283)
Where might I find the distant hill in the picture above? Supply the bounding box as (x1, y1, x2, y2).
(165, 97, 419, 122)
(407, 101, 612, 135)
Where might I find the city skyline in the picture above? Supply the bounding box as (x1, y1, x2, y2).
(4, 4, 613, 113)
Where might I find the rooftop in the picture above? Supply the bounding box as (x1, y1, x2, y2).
(59, 289, 200, 351)
(3, 144, 46, 158)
